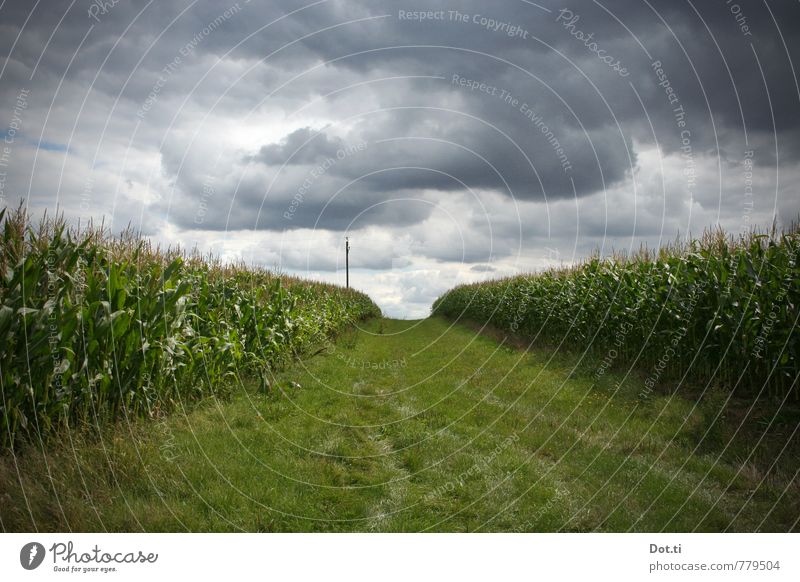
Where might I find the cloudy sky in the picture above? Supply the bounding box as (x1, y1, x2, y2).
(1, 0, 799, 317)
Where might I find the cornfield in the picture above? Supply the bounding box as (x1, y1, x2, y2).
(433, 226, 800, 400)
(0, 206, 380, 448)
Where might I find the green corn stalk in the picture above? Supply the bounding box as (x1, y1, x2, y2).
(433, 224, 800, 401)
(0, 206, 380, 448)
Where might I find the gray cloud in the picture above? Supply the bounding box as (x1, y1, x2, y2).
(470, 264, 496, 273)
(254, 126, 346, 165)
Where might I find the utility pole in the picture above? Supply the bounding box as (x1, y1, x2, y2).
(345, 237, 350, 289)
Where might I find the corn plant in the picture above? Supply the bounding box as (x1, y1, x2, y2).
(433, 225, 800, 400)
(0, 206, 380, 448)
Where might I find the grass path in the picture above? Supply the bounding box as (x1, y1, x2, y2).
(2, 317, 797, 532)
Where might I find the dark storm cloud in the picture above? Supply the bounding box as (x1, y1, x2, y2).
(213, 0, 799, 212)
(162, 161, 435, 233)
(254, 127, 346, 165)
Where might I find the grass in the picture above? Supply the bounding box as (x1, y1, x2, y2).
(2, 317, 797, 532)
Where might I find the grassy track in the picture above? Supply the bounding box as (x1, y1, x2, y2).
(2, 317, 798, 532)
